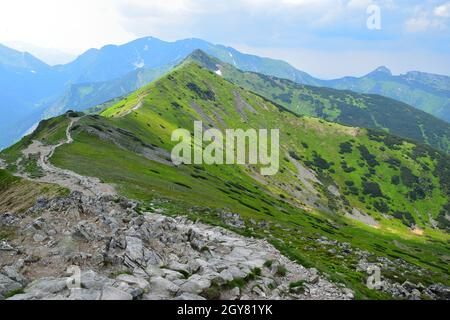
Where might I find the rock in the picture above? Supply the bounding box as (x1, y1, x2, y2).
(124, 236, 144, 268)
(229, 287, 240, 300)
(80, 270, 113, 290)
(2, 260, 26, 284)
(115, 274, 149, 291)
(146, 265, 164, 278)
(0, 274, 22, 299)
(101, 286, 133, 300)
(218, 211, 245, 229)
(409, 289, 422, 300)
(72, 221, 104, 242)
(21, 277, 68, 299)
(68, 288, 102, 300)
(31, 218, 46, 231)
(162, 269, 185, 281)
(174, 292, 206, 300)
(0, 192, 354, 301)
(143, 248, 163, 266)
(343, 288, 355, 300)
(428, 284, 450, 300)
(33, 233, 47, 243)
(402, 281, 417, 292)
(308, 275, 320, 285)
(228, 266, 246, 279)
(0, 241, 15, 252)
(179, 275, 211, 295)
(0, 213, 19, 226)
(149, 277, 179, 296)
(218, 269, 234, 283)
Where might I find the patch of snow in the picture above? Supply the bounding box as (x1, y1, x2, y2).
(133, 59, 145, 69)
(228, 52, 237, 66)
(215, 69, 223, 76)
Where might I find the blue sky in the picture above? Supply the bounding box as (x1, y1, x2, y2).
(0, 0, 449, 78)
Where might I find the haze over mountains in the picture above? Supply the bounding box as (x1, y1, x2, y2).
(0, 36, 449, 150)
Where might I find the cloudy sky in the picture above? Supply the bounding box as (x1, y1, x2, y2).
(0, 0, 449, 78)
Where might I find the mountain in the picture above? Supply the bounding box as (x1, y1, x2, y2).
(2, 59, 449, 299)
(1, 37, 449, 150)
(189, 50, 450, 153)
(53, 37, 316, 85)
(0, 45, 66, 150)
(0, 38, 320, 149)
(3, 41, 77, 66)
(42, 63, 177, 118)
(321, 67, 450, 123)
(46, 38, 450, 127)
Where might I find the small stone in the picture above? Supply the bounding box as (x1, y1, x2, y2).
(33, 233, 47, 243)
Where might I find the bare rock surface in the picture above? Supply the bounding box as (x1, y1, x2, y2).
(0, 192, 352, 300)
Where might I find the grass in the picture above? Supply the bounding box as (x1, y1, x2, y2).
(4, 288, 25, 299)
(0, 169, 68, 214)
(276, 265, 288, 277)
(2, 60, 449, 300)
(194, 51, 450, 154)
(289, 280, 307, 293)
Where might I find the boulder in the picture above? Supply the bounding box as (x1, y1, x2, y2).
(0, 274, 23, 299)
(149, 276, 179, 296)
(179, 275, 211, 295)
(100, 286, 133, 300)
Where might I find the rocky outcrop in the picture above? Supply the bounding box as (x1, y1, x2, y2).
(0, 192, 352, 300)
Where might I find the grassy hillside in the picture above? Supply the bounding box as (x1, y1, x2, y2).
(0, 169, 68, 215)
(188, 50, 450, 154)
(324, 69, 450, 123)
(2, 61, 449, 299)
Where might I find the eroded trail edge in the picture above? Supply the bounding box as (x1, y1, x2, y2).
(18, 117, 116, 197)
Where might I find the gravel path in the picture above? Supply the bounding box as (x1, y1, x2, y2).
(19, 117, 116, 197)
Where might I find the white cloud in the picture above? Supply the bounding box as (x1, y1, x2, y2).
(435, 2, 450, 18)
(0, 0, 133, 54)
(0, 0, 448, 77)
(405, 16, 433, 32)
(347, 0, 373, 9)
(405, 4, 448, 32)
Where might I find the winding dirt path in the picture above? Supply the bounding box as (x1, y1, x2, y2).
(122, 93, 144, 117)
(18, 117, 116, 197)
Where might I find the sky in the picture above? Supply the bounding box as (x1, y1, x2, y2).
(0, 0, 449, 78)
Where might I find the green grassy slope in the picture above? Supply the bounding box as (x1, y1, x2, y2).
(324, 70, 450, 123)
(0, 169, 68, 215)
(187, 50, 450, 154)
(2, 61, 449, 299)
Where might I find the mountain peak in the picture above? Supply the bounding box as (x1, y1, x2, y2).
(185, 49, 221, 71)
(370, 66, 392, 76)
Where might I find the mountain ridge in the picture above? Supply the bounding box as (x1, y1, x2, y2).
(2, 60, 449, 299)
(186, 50, 450, 154)
(1, 36, 449, 150)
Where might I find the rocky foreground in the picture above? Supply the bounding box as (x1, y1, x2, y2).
(0, 192, 353, 300)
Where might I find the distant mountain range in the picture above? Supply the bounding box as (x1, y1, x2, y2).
(0, 37, 449, 149)
(318, 67, 450, 123)
(188, 50, 450, 153)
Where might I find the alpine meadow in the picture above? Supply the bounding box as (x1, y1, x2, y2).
(0, 0, 449, 306)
